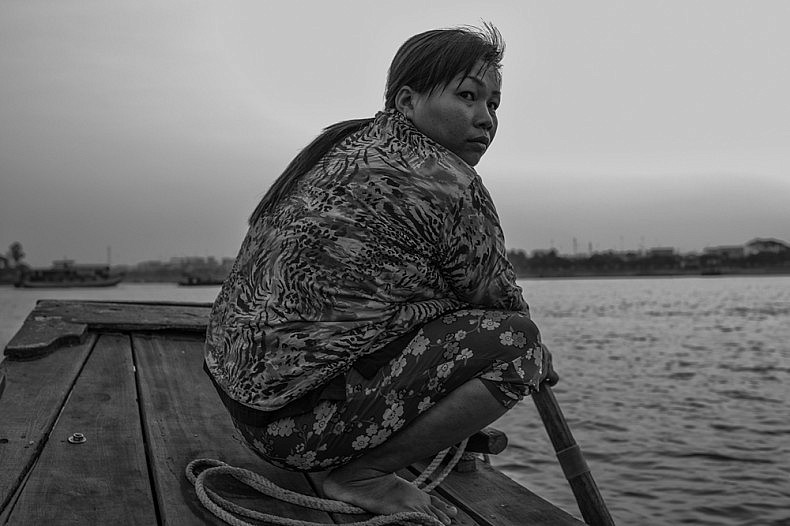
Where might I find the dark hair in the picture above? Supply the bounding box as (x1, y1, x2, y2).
(249, 23, 504, 224)
(385, 23, 504, 109)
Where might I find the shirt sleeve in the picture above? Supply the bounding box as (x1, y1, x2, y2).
(439, 176, 529, 313)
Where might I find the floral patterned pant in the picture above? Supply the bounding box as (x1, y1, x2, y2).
(233, 309, 544, 472)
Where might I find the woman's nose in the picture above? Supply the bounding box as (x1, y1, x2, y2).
(474, 103, 495, 130)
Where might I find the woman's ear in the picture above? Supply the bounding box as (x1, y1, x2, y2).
(394, 86, 419, 119)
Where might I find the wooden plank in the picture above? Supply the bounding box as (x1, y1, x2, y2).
(132, 333, 337, 525)
(31, 300, 212, 329)
(3, 317, 88, 360)
(407, 459, 585, 526)
(5, 300, 210, 359)
(4, 333, 157, 525)
(0, 336, 95, 516)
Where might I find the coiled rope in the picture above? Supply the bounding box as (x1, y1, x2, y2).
(185, 438, 468, 526)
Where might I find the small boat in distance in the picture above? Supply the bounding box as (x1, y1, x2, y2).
(178, 273, 225, 287)
(15, 259, 123, 288)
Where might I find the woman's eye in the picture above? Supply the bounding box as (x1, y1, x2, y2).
(488, 101, 499, 111)
(459, 91, 475, 101)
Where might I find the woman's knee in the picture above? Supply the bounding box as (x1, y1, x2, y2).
(474, 310, 541, 362)
(473, 312, 545, 401)
(500, 312, 541, 345)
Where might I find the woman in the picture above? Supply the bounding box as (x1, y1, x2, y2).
(205, 24, 558, 524)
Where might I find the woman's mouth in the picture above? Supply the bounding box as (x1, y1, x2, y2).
(468, 137, 489, 152)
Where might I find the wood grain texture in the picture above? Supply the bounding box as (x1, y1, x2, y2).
(4, 334, 157, 525)
(132, 333, 335, 525)
(0, 336, 94, 516)
(5, 300, 210, 359)
(407, 459, 586, 526)
(3, 318, 87, 360)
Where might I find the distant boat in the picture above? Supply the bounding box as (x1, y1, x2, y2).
(15, 259, 123, 288)
(178, 273, 225, 287)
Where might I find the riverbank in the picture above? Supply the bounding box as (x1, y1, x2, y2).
(515, 266, 790, 279)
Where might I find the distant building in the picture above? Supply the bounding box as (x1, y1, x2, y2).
(745, 238, 789, 255)
(136, 260, 166, 270)
(619, 250, 642, 262)
(647, 247, 675, 258)
(703, 245, 745, 259)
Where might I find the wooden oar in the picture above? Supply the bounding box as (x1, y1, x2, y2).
(532, 385, 615, 526)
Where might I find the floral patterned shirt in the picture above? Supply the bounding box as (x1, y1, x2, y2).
(205, 109, 527, 412)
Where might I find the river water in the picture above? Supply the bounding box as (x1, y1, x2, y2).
(1, 277, 789, 525)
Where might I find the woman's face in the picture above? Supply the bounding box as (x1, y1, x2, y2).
(405, 62, 501, 167)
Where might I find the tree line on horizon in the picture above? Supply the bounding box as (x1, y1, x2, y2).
(506, 244, 790, 278)
(4, 238, 789, 281)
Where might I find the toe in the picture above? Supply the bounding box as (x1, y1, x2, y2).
(433, 509, 451, 525)
(431, 495, 457, 517)
(429, 495, 457, 524)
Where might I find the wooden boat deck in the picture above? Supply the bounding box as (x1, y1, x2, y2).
(0, 300, 585, 525)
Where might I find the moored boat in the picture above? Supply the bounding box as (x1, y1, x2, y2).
(15, 259, 123, 288)
(177, 273, 225, 286)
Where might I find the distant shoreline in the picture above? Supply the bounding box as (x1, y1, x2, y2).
(3, 268, 789, 286)
(515, 267, 790, 279)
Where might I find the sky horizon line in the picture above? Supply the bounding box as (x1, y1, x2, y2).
(4, 233, 789, 269)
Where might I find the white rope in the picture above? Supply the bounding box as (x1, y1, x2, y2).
(410, 439, 468, 493)
(185, 438, 468, 526)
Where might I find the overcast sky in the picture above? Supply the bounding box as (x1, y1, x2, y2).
(1, 0, 788, 267)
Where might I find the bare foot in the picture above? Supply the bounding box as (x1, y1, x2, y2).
(323, 466, 457, 524)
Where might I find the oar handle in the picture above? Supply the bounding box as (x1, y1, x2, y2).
(532, 385, 616, 526)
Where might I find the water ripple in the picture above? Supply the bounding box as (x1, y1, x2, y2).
(715, 389, 784, 403)
(667, 451, 774, 464)
(494, 276, 790, 526)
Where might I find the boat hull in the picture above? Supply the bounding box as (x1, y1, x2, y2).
(0, 299, 586, 526)
(16, 276, 123, 288)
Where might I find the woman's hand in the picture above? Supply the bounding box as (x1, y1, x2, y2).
(540, 344, 560, 386)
